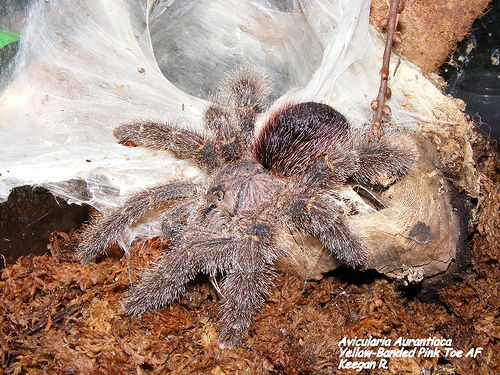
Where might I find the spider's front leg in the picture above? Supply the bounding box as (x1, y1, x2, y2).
(76, 182, 197, 263)
(123, 229, 236, 315)
(124, 222, 279, 349)
(113, 121, 221, 171)
(284, 190, 367, 267)
(159, 197, 201, 241)
(218, 222, 279, 349)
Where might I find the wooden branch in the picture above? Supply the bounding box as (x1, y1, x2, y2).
(26, 303, 81, 336)
(371, 0, 404, 135)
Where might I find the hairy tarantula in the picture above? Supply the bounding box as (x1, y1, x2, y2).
(76, 67, 416, 348)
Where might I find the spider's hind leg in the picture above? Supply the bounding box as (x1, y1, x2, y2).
(284, 190, 367, 268)
(204, 104, 243, 162)
(351, 129, 418, 186)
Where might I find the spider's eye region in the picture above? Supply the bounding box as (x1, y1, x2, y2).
(208, 185, 225, 202)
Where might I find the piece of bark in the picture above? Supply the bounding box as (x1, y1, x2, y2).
(358, 134, 466, 280)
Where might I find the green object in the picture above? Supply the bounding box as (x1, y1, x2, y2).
(0, 29, 20, 49)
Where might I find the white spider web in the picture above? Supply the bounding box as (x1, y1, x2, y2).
(0, 0, 451, 209)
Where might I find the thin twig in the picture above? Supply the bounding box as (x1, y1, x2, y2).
(372, 0, 404, 135)
(111, 327, 133, 356)
(25, 303, 81, 336)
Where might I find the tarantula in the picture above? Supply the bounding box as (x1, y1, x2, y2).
(76, 67, 416, 348)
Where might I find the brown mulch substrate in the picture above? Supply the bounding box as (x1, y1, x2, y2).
(1, 139, 500, 374)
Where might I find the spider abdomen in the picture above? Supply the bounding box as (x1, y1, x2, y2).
(253, 102, 352, 178)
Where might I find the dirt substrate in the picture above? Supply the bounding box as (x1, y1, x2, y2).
(1, 132, 499, 374)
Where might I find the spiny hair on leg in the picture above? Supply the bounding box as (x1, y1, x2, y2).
(218, 66, 272, 112)
(76, 182, 198, 263)
(113, 121, 221, 171)
(352, 128, 418, 186)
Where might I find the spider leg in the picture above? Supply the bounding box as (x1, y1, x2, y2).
(125, 220, 278, 348)
(218, 67, 271, 143)
(302, 153, 360, 188)
(123, 232, 235, 316)
(76, 182, 198, 263)
(302, 129, 416, 188)
(351, 129, 417, 185)
(218, 222, 278, 348)
(113, 121, 221, 171)
(159, 197, 200, 241)
(285, 191, 367, 267)
(204, 104, 243, 162)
